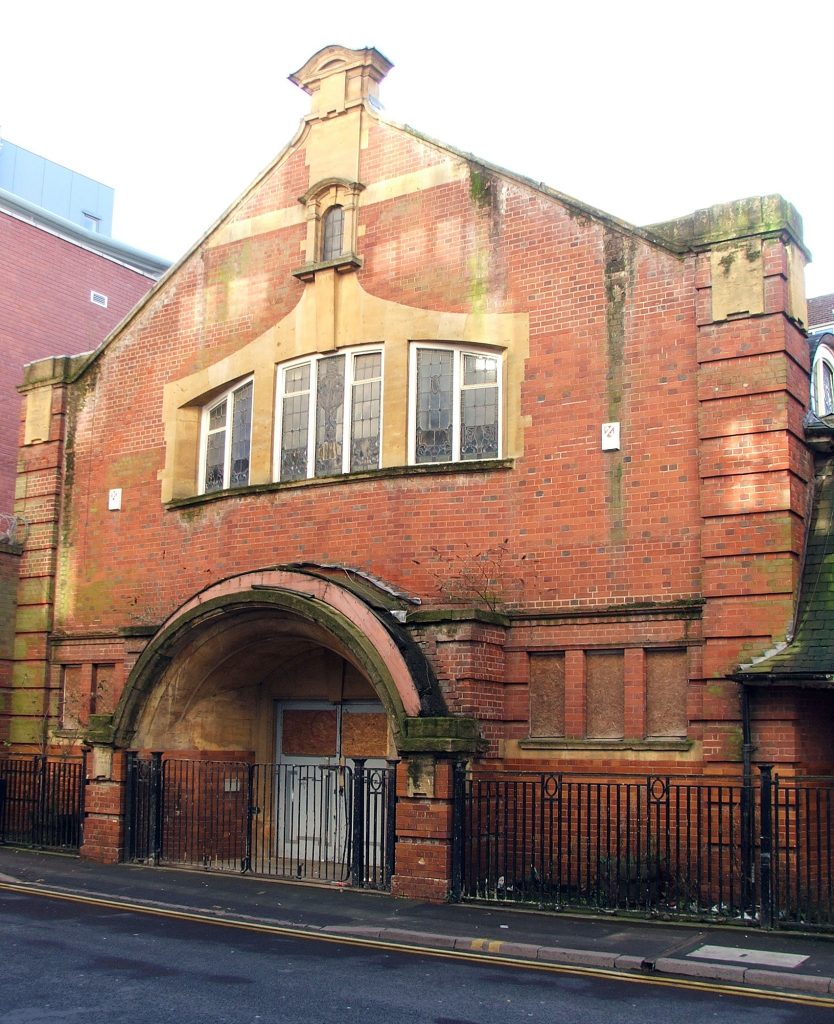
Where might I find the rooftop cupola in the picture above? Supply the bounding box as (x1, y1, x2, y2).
(290, 45, 393, 118)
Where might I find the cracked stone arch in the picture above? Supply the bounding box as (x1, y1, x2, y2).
(111, 568, 454, 758)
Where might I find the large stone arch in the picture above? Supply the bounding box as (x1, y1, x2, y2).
(112, 568, 448, 753)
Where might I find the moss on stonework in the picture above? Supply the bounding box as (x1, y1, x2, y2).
(469, 252, 488, 313)
(85, 715, 116, 745)
(649, 195, 806, 255)
(468, 164, 493, 208)
(719, 251, 736, 274)
(603, 232, 632, 546)
(61, 359, 101, 546)
(725, 726, 744, 762)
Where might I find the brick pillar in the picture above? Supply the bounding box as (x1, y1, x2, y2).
(5, 356, 87, 751)
(390, 756, 455, 902)
(80, 746, 127, 863)
(691, 198, 812, 768)
(0, 544, 23, 744)
(623, 647, 646, 738)
(563, 649, 586, 738)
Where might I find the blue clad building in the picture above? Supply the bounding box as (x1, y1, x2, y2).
(0, 138, 114, 235)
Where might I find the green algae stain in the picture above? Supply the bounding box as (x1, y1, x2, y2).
(603, 232, 632, 545)
(468, 164, 493, 209)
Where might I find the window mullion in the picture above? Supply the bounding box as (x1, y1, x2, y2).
(223, 400, 233, 489)
(342, 352, 353, 474)
(307, 360, 317, 478)
(452, 351, 462, 462)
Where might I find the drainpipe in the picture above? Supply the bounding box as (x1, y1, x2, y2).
(740, 684, 754, 916)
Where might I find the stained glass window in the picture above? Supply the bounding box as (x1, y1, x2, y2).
(461, 353, 499, 460)
(277, 348, 382, 481)
(351, 352, 382, 471)
(280, 363, 311, 482)
(415, 349, 453, 463)
(315, 355, 345, 476)
(412, 346, 501, 464)
(201, 380, 253, 493)
(230, 381, 253, 486)
(823, 363, 834, 416)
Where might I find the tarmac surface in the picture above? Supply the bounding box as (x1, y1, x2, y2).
(2, 846, 834, 1001)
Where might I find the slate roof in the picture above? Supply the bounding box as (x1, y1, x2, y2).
(736, 459, 834, 686)
(809, 293, 834, 330)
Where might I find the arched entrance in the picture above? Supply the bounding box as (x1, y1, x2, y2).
(114, 568, 449, 887)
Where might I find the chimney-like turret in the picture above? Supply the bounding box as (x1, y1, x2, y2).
(290, 45, 393, 118)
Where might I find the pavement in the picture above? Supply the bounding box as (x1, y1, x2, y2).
(2, 846, 834, 1001)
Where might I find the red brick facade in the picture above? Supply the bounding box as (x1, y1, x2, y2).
(0, 210, 161, 509)
(4, 47, 826, 895)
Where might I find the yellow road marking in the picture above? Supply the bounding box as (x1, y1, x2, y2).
(1, 881, 832, 1009)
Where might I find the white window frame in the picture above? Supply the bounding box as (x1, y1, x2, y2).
(274, 345, 384, 481)
(197, 377, 254, 493)
(812, 344, 834, 416)
(407, 343, 503, 465)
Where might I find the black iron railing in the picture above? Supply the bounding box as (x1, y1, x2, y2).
(124, 755, 396, 890)
(0, 754, 85, 850)
(452, 765, 834, 931)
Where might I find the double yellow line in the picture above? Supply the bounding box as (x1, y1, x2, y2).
(1, 880, 831, 1010)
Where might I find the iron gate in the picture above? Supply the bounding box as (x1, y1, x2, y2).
(452, 765, 834, 931)
(0, 754, 85, 851)
(125, 755, 396, 889)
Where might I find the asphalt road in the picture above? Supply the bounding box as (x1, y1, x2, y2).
(1, 889, 829, 1024)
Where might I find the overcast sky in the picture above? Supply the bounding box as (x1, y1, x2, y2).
(3, 0, 831, 296)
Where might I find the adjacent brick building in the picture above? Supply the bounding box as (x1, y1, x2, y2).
(5, 46, 829, 896)
(0, 162, 168, 734)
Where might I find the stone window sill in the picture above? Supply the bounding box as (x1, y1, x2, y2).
(292, 254, 362, 281)
(519, 737, 693, 752)
(167, 458, 514, 510)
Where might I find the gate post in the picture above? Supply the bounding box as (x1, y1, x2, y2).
(124, 752, 137, 861)
(385, 759, 398, 887)
(79, 746, 128, 863)
(390, 755, 455, 902)
(242, 762, 255, 874)
(34, 755, 47, 847)
(148, 751, 163, 866)
(759, 764, 774, 929)
(351, 758, 366, 887)
(450, 760, 466, 901)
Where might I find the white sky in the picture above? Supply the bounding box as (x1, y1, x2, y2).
(3, 0, 831, 296)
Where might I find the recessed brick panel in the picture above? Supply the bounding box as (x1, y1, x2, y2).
(585, 651, 624, 739)
(529, 653, 565, 737)
(646, 649, 688, 738)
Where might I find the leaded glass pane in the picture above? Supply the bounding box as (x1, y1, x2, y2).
(415, 349, 453, 463)
(321, 205, 344, 261)
(281, 365, 311, 481)
(461, 384, 498, 460)
(351, 357, 381, 471)
(824, 364, 834, 415)
(354, 351, 381, 382)
(315, 355, 345, 477)
(230, 381, 252, 487)
(285, 363, 310, 394)
(208, 399, 227, 431)
(204, 430, 226, 492)
(463, 353, 497, 387)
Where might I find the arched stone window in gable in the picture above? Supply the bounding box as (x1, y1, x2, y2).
(321, 205, 344, 261)
(293, 179, 363, 281)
